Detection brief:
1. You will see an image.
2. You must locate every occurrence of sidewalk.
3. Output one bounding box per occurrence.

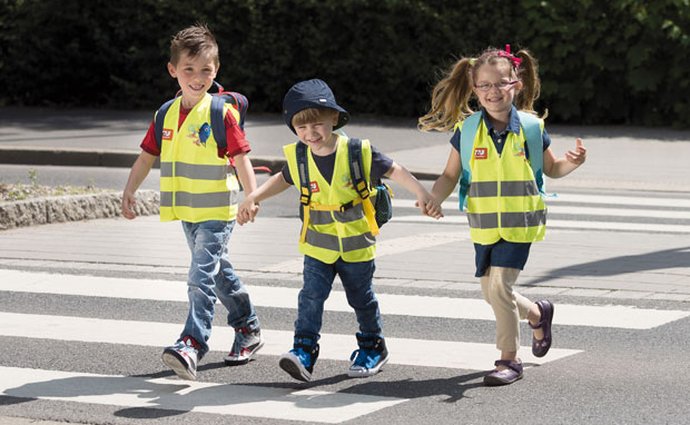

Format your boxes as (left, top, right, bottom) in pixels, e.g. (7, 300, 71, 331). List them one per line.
(1, 107, 690, 302)
(2, 106, 690, 192)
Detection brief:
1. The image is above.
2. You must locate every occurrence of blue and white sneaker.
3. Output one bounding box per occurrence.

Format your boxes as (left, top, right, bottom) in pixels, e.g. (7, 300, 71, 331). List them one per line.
(161, 335, 199, 380)
(348, 333, 389, 378)
(279, 336, 320, 382)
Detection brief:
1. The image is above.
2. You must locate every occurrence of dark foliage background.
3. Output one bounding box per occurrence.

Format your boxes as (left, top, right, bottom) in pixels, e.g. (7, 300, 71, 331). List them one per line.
(1, 0, 688, 126)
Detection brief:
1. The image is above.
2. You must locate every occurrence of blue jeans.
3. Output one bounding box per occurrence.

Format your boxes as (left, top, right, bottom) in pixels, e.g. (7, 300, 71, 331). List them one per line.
(295, 256, 382, 342)
(180, 220, 259, 357)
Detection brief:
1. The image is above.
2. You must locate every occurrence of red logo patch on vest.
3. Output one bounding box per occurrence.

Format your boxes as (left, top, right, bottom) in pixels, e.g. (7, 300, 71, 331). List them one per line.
(474, 147, 488, 159)
(162, 129, 173, 141)
(309, 181, 320, 193)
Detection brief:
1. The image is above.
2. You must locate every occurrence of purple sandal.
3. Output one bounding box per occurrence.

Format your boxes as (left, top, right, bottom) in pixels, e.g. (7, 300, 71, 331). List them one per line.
(529, 299, 554, 358)
(483, 360, 523, 386)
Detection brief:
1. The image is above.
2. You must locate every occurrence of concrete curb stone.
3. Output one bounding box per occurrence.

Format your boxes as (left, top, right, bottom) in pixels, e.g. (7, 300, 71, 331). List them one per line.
(0, 190, 159, 230)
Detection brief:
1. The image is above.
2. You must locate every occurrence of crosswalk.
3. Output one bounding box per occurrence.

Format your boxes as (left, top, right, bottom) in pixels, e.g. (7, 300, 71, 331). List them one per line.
(1, 268, 689, 423)
(390, 190, 690, 234)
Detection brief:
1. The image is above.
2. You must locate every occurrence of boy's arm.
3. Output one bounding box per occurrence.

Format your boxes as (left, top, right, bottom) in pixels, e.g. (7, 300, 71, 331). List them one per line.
(122, 151, 156, 220)
(431, 147, 461, 203)
(543, 138, 586, 178)
(237, 172, 292, 225)
(234, 152, 257, 195)
(385, 162, 443, 219)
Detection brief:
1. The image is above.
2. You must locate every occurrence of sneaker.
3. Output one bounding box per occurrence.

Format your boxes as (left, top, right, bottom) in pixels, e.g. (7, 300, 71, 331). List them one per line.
(279, 336, 320, 382)
(224, 327, 265, 366)
(161, 336, 199, 380)
(348, 333, 389, 378)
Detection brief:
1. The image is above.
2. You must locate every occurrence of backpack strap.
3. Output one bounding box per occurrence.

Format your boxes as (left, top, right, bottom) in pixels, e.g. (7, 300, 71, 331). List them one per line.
(154, 98, 176, 150)
(517, 111, 545, 194)
(210, 95, 227, 149)
(347, 138, 380, 236)
(458, 111, 482, 210)
(209, 81, 249, 150)
(295, 142, 312, 242)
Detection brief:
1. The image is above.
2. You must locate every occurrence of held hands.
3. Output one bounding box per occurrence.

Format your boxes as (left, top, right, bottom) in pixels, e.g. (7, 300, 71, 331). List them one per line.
(565, 138, 587, 166)
(415, 193, 444, 219)
(237, 197, 260, 225)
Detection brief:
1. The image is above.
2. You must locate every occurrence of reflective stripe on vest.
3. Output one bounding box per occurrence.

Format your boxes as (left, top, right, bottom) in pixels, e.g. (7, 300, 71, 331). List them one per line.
(158, 95, 239, 222)
(466, 121, 546, 244)
(284, 136, 376, 264)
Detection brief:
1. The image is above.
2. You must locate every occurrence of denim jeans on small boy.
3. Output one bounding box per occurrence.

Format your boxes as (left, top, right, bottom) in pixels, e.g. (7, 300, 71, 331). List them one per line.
(180, 220, 260, 357)
(295, 256, 382, 340)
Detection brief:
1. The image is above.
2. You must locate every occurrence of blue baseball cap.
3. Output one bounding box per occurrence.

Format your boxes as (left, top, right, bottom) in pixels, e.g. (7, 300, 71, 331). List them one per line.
(283, 79, 350, 134)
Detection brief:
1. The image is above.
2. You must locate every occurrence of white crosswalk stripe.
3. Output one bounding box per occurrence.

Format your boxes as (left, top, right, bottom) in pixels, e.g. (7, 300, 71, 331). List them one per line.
(1, 269, 688, 422)
(390, 191, 690, 234)
(0, 366, 405, 423)
(3, 270, 688, 329)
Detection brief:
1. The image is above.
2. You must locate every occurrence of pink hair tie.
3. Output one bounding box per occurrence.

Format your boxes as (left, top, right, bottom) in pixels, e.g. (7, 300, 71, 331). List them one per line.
(497, 44, 522, 69)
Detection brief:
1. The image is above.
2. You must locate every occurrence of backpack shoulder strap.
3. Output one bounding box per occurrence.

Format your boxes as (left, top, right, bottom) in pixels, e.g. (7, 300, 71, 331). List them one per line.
(457, 111, 482, 210)
(516, 111, 545, 193)
(347, 138, 371, 200)
(295, 142, 311, 206)
(210, 95, 227, 150)
(154, 98, 176, 150)
(347, 137, 380, 235)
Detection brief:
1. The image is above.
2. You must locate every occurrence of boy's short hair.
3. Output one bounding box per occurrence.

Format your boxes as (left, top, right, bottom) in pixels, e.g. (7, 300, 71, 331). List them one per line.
(291, 108, 339, 129)
(170, 24, 219, 67)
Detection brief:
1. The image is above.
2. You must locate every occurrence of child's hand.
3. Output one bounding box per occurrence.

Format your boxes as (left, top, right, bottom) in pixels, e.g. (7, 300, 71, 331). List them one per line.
(238, 198, 259, 225)
(565, 138, 587, 165)
(424, 198, 444, 219)
(415, 194, 444, 219)
(121, 191, 137, 220)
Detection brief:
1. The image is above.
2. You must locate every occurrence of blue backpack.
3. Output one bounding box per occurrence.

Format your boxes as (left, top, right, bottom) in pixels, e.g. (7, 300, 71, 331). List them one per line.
(458, 111, 544, 210)
(153, 81, 249, 150)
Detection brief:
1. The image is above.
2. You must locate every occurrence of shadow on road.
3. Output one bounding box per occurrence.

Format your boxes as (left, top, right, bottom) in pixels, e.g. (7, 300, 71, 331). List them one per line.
(525, 246, 690, 286)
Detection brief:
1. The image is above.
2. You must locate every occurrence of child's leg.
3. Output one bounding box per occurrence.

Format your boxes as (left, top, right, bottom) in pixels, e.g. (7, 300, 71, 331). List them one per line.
(481, 266, 546, 356)
(337, 258, 388, 377)
(213, 221, 260, 332)
(179, 220, 235, 357)
(336, 258, 381, 337)
(294, 256, 337, 339)
(279, 256, 335, 382)
(480, 266, 525, 355)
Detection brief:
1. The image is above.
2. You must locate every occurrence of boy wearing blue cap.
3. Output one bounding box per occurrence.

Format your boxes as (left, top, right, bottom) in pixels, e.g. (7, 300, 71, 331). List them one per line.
(238, 79, 442, 382)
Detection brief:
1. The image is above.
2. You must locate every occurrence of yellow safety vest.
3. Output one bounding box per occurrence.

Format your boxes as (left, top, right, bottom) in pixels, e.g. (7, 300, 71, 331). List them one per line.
(284, 135, 376, 264)
(465, 119, 547, 244)
(158, 94, 240, 222)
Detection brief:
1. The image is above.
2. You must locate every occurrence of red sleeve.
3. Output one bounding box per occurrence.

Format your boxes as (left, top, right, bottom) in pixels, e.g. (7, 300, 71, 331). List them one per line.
(140, 120, 161, 156)
(221, 109, 251, 159)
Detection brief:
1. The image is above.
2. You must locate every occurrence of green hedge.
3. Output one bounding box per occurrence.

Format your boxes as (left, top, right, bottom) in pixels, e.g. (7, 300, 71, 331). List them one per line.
(1, 0, 688, 126)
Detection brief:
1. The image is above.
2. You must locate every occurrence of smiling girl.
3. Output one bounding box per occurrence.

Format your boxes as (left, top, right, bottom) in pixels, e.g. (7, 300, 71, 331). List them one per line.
(419, 45, 587, 386)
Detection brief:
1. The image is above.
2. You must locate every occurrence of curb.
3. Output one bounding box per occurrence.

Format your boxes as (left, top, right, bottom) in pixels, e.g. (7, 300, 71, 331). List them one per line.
(0, 190, 159, 230)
